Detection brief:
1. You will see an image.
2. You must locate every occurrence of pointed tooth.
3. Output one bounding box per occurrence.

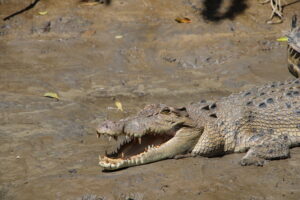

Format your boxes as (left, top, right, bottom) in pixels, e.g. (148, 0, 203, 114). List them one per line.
(116, 162, 121, 168)
(122, 152, 124, 158)
(108, 136, 112, 141)
(134, 158, 141, 164)
(138, 137, 142, 144)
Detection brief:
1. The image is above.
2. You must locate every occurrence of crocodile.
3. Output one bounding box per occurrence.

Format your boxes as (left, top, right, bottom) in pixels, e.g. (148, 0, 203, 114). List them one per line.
(97, 79, 300, 170)
(96, 17, 300, 171)
(287, 15, 300, 78)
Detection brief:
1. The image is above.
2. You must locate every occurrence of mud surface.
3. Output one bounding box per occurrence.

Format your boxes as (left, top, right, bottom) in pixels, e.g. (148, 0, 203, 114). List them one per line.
(1, 0, 300, 199)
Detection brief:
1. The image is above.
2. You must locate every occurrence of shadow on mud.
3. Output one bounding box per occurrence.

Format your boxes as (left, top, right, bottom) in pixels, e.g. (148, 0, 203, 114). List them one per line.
(201, 0, 248, 22)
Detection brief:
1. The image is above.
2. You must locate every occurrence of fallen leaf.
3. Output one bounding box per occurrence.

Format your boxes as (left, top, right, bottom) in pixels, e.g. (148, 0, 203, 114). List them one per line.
(276, 36, 288, 42)
(115, 35, 123, 39)
(175, 17, 191, 23)
(81, 30, 96, 37)
(81, 2, 99, 6)
(44, 92, 59, 100)
(38, 11, 48, 15)
(115, 100, 123, 111)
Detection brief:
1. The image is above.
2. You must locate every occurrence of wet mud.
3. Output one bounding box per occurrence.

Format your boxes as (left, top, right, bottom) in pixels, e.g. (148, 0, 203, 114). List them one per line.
(0, 0, 300, 199)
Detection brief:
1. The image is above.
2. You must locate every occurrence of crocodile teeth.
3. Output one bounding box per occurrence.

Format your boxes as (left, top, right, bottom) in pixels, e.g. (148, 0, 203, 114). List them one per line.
(134, 158, 139, 164)
(138, 137, 142, 144)
(110, 163, 116, 168)
(108, 136, 112, 141)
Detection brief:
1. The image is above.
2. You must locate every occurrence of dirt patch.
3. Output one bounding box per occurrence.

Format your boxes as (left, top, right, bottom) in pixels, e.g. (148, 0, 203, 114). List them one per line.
(0, 0, 300, 199)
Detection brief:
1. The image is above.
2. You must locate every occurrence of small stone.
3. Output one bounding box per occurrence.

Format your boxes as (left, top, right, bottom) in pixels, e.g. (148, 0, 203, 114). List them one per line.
(68, 169, 77, 174)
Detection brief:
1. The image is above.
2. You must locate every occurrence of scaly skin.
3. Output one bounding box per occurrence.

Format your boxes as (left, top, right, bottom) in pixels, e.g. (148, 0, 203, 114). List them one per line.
(97, 79, 300, 170)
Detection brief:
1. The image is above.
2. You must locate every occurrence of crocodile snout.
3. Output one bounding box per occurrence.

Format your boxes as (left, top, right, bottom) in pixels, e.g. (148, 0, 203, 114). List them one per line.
(96, 120, 124, 136)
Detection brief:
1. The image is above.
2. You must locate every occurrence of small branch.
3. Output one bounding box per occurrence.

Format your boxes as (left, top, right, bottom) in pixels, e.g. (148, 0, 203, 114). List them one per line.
(3, 0, 41, 21)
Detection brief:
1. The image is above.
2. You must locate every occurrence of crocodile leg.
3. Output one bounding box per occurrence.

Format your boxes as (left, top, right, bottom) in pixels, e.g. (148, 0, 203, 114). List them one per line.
(240, 134, 291, 166)
(191, 124, 225, 157)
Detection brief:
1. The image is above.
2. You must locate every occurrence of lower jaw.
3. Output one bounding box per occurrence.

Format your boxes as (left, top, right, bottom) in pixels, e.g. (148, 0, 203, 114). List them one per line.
(99, 157, 145, 170)
(99, 147, 168, 170)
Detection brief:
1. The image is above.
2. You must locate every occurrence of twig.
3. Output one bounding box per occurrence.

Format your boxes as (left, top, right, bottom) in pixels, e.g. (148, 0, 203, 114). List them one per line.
(3, 0, 41, 21)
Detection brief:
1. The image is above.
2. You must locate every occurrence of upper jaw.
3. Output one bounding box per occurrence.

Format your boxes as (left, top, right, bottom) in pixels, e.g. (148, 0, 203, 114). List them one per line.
(96, 120, 125, 138)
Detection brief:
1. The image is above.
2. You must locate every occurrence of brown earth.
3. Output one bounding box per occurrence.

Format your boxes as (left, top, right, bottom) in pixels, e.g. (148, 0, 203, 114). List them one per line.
(0, 0, 300, 199)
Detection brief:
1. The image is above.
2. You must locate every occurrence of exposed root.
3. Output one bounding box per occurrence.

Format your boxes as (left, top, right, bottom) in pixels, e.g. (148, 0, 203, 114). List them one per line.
(259, 0, 284, 24)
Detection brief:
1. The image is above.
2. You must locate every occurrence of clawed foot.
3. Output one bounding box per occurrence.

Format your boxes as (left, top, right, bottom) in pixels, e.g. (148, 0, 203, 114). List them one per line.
(240, 157, 267, 166)
(240, 148, 267, 166)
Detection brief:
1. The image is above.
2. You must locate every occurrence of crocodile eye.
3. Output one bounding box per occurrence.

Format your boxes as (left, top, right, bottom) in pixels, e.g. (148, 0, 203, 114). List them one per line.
(160, 107, 171, 114)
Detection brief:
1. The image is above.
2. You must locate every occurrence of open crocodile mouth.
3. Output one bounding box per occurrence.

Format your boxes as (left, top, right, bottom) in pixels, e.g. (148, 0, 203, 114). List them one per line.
(97, 131, 176, 169)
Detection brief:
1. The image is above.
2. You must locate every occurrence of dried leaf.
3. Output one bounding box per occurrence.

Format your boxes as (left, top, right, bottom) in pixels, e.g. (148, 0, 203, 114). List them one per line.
(81, 2, 99, 6)
(81, 30, 96, 37)
(115, 100, 123, 111)
(115, 35, 123, 39)
(175, 17, 191, 23)
(44, 92, 59, 100)
(38, 11, 48, 15)
(276, 36, 288, 42)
